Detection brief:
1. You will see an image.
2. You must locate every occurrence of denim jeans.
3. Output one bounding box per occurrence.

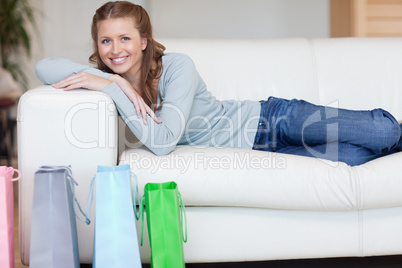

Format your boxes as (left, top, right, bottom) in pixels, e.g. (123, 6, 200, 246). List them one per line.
(252, 97, 402, 166)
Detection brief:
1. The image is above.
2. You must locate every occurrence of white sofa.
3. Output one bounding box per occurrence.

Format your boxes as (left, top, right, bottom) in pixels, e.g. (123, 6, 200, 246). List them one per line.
(18, 38, 402, 265)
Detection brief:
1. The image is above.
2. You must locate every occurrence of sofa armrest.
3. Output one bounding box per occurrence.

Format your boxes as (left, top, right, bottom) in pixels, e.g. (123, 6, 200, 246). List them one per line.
(17, 85, 118, 264)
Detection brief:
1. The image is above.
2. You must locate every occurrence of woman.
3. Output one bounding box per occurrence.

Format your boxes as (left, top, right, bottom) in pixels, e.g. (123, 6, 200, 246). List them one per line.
(35, 1, 402, 166)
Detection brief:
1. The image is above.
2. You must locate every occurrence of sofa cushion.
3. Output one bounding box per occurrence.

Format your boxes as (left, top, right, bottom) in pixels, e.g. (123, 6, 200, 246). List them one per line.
(120, 146, 402, 211)
(160, 38, 319, 104)
(312, 38, 402, 119)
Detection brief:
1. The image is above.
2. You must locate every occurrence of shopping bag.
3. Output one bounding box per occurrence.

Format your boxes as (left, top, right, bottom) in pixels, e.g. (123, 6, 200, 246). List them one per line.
(0, 166, 21, 268)
(141, 181, 187, 268)
(29, 165, 89, 268)
(90, 164, 142, 268)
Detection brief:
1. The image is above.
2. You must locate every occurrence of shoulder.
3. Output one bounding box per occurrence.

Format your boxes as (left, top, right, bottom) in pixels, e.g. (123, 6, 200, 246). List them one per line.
(158, 53, 202, 96)
(160, 53, 198, 82)
(162, 53, 196, 69)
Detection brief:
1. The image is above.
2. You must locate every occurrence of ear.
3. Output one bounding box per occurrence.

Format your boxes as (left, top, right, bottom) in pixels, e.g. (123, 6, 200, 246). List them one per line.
(141, 38, 147, 51)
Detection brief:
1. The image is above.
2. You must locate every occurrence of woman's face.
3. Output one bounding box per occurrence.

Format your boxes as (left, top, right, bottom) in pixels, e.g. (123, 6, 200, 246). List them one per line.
(97, 17, 147, 79)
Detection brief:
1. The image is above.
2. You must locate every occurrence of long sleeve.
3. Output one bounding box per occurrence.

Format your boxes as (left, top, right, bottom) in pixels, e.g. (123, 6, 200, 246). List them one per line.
(35, 55, 199, 155)
(102, 54, 199, 155)
(35, 58, 112, 85)
(35, 55, 260, 153)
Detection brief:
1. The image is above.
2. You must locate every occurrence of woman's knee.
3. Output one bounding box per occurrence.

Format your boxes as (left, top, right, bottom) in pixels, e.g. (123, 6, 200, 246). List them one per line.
(371, 109, 401, 152)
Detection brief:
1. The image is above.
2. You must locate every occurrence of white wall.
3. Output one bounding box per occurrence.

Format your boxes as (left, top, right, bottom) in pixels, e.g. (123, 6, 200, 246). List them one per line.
(27, 0, 329, 89)
(149, 0, 330, 39)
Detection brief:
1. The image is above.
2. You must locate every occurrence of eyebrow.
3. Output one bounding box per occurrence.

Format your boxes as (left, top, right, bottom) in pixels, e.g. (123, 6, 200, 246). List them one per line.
(99, 33, 131, 39)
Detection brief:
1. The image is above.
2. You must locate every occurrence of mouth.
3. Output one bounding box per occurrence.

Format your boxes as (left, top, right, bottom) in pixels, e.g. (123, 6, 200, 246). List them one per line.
(110, 56, 128, 64)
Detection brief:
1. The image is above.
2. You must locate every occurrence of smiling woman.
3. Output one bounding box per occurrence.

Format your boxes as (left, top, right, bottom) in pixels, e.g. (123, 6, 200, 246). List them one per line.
(35, 1, 402, 166)
(97, 17, 147, 79)
(89, 1, 164, 111)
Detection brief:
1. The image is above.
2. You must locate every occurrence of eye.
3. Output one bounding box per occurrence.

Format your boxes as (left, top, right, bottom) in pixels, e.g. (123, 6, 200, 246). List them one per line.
(101, 39, 111, 44)
(122, 37, 130, 41)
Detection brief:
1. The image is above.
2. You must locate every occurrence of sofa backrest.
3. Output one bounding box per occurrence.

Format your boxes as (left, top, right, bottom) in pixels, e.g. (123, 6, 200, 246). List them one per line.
(160, 38, 402, 119)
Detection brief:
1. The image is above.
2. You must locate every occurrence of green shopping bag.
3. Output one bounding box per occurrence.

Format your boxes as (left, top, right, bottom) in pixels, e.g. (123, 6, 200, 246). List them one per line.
(140, 181, 187, 268)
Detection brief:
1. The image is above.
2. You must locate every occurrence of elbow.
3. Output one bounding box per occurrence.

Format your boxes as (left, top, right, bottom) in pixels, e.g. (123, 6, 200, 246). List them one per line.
(35, 57, 70, 85)
(35, 58, 50, 84)
(149, 146, 176, 156)
(35, 58, 62, 85)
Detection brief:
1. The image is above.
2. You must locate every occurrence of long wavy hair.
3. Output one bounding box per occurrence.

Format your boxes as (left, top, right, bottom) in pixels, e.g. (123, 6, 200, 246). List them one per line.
(89, 1, 165, 110)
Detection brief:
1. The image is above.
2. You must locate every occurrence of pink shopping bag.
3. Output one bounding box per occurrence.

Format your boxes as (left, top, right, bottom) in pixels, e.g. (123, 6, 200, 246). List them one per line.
(0, 166, 21, 268)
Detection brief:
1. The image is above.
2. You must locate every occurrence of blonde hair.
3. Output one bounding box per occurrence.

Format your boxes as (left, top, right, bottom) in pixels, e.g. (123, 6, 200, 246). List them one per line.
(89, 1, 165, 109)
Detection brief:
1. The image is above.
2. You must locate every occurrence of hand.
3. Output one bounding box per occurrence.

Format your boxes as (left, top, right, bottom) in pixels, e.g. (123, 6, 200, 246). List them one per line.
(109, 75, 161, 125)
(52, 72, 112, 91)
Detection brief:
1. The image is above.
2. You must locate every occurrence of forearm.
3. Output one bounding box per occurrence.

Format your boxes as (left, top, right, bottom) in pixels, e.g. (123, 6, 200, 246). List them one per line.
(35, 58, 112, 85)
(108, 74, 138, 100)
(102, 83, 183, 155)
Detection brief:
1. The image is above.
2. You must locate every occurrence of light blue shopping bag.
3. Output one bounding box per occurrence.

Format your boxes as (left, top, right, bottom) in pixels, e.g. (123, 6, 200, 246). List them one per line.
(88, 164, 142, 267)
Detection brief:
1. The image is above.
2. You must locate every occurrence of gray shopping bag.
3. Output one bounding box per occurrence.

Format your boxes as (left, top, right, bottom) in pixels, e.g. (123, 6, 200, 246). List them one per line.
(29, 166, 89, 268)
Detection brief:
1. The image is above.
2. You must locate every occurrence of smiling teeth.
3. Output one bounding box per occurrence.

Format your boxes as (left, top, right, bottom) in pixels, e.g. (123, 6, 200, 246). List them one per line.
(112, 56, 128, 62)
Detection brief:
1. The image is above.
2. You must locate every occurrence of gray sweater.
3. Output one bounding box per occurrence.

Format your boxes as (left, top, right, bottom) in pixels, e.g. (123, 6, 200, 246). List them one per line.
(35, 53, 261, 155)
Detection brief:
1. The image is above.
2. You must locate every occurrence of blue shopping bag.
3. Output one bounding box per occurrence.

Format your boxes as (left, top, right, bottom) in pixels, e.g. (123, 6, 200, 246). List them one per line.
(89, 164, 142, 267)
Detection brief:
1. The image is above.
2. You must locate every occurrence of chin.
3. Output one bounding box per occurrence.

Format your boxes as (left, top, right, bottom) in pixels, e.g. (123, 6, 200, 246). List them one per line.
(109, 66, 128, 75)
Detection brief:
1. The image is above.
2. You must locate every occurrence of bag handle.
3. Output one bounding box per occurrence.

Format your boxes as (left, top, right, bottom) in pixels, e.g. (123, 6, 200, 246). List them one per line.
(83, 171, 140, 226)
(178, 192, 188, 243)
(84, 176, 96, 225)
(139, 191, 188, 246)
(37, 166, 91, 225)
(131, 172, 141, 221)
(7, 167, 21, 182)
(140, 195, 146, 246)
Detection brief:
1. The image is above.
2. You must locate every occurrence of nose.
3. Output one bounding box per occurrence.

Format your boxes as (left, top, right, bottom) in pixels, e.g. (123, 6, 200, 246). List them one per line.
(112, 42, 122, 54)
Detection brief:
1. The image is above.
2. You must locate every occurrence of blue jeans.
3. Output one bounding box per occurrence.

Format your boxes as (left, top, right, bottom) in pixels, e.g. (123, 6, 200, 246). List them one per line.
(252, 97, 402, 166)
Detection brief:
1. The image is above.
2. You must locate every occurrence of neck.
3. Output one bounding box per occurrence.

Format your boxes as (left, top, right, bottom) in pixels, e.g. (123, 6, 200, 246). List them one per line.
(122, 71, 142, 94)
(122, 59, 158, 95)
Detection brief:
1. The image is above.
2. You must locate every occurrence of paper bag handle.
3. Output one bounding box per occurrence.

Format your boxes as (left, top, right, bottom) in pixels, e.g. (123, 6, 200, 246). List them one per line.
(8, 167, 21, 182)
(140, 191, 188, 246)
(140, 195, 146, 246)
(131, 172, 141, 221)
(178, 192, 188, 243)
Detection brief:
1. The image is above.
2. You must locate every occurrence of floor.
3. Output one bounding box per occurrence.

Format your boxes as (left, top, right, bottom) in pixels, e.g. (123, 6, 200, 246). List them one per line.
(82, 256, 402, 267)
(5, 157, 402, 268)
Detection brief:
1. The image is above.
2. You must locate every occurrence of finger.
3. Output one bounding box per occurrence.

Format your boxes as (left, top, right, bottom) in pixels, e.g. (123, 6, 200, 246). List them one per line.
(146, 107, 162, 124)
(131, 97, 142, 119)
(53, 74, 79, 86)
(61, 80, 84, 90)
(54, 75, 81, 88)
(63, 85, 81, 91)
(139, 102, 148, 125)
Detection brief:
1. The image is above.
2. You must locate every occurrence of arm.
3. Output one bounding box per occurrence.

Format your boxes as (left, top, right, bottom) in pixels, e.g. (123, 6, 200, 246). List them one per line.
(35, 57, 159, 124)
(35, 58, 112, 85)
(102, 54, 199, 155)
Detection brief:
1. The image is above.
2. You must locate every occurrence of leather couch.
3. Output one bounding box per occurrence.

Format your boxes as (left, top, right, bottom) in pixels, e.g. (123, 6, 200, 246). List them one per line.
(18, 38, 402, 265)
